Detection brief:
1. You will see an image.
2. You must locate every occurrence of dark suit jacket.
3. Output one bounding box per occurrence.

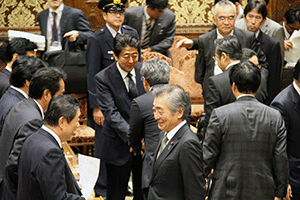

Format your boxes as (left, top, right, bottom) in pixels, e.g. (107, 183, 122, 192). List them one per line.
(0, 68, 11, 98)
(37, 5, 93, 51)
(204, 96, 288, 199)
(257, 30, 282, 105)
(86, 24, 139, 109)
(191, 28, 268, 100)
(124, 6, 176, 57)
(271, 84, 300, 195)
(17, 127, 83, 200)
(0, 87, 26, 136)
(0, 98, 43, 199)
(129, 85, 162, 189)
(94, 62, 145, 165)
(148, 123, 206, 200)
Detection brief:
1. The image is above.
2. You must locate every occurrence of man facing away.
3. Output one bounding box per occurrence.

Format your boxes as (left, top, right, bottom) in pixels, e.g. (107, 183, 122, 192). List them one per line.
(0, 67, 66, 199)
(148, 84, 206, 200)
(203, 61, 288, 199)
(123, 0, 176, 57)
(129, 57, 170, 199)
(17, 95, 90, 200)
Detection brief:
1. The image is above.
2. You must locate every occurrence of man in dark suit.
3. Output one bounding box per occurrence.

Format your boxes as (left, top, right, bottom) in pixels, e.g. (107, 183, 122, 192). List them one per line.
(203, 61, 288, 200)
(123, 0, 176, 57)
(0, 68, 66, 199)
(17, 95, 85, 200)
(148, 84, 205, 200)
(86, 0, 139, 197)
(0, 56, 46, 136)
(95, 34, 145, 200)
(243, 0, 282, 105)
(271, 59, 300, 200)
(37, 0, 93, 52)
(129, 57, 170, 198)
(177, 0, 268, 100)
(0, 38, 37, 98)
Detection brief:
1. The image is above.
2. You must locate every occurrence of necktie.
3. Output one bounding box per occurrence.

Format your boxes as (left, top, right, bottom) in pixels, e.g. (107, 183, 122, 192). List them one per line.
(127, 73, 138, 100)
(142, 18, 153, 49)
(52, 12, 58, 43)
(157, 135, 168, 158)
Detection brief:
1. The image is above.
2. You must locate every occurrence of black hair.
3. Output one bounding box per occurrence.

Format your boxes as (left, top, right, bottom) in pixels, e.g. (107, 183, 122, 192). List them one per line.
(241, 48, 257, 62)
(0, 38, 9, 64)
(146, 0, 168, 10)
(247, 0, 269, 5)
(29, 67, 67, 99)
(113, 34, 140, 58)
(215, 35, 243, 60)
(244, 0, 267, 19)
(284, 7, 300, 24)
(44, 95, 80, 126)
(229, 60, 261, 93)
(10, 56, 47, 87)
(6, 37, 37, 62)
(293, 59, 300, 80)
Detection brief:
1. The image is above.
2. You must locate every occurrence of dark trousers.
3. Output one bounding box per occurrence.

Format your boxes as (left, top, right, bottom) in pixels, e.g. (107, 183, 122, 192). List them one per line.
(292, 194, 300, 200)
(132, 154, 143, 200)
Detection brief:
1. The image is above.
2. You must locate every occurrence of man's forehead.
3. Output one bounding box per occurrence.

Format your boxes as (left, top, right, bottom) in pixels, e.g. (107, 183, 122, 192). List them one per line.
(216, 5, 236, 16)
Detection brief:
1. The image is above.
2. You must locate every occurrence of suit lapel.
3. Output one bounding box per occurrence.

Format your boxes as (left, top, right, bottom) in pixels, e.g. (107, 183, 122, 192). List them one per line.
(104, 25, 114, 50)
(60, 6, 70, 40)
(150, 17, 162, 45)
(40, 9, 49, 36)
(135, 6, 144, 36)
(291, 86, 300, 115)
(135, 63, 145, 96)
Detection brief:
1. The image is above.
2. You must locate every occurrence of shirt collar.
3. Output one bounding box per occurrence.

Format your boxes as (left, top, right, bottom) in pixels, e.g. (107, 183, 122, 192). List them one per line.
(49, 3, 64, 15)
(226, 61, 240, 71)
(106, 23, 122, 38)
(165, 120, 187, 142)
(5, 66, 12, 72)
(33, 99, 45, 119)
(144, 6, 151, 20)
(116, 62, 136, 80)
(42, 125, 62, 148)
(293, 80, 300, 96)
(10, 85, 28, 98)
(236, 94, 255, 99)
(282, 21, 290, 40)
(217, 29, 234, 39)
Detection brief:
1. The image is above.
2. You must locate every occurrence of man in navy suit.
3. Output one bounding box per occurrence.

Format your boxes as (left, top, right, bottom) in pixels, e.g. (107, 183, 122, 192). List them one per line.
(0, 68, 66, 199)
(37, 0, 93, 52)
(243, 0, 282, 105)
(17, 95, 85, 200)
(271, 59, 300, 200)
(0, 56, 46, 135)
(95, 34, 145, 200)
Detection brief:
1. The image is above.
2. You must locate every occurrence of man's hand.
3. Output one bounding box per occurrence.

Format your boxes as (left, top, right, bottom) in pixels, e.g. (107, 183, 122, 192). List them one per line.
(141, 47, 152, 53)
(285, 184, 292, 200)
(94, 108, 105, 126)
(176, 39, 193, 49)
(284, 40, 293, 51)
(64, 30, 79, 42)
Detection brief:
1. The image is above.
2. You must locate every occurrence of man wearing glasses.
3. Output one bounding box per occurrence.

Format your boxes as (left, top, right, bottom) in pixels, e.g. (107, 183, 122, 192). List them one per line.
(123, 0, 176, 57)
(86, 0, 139, 198)
(177, 0, 268, 103)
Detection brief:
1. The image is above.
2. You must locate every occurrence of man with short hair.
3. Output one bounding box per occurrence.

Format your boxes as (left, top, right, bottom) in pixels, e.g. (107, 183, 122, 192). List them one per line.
(177, 0, 268, 101)
(203, 61, 288, 199)
(129, 57, 170, 198)
(148, 84, 206, 200)
(124, 0, 176, 57)
(282, 7, 300, 51)
(271, 59, 300, 200)
(0, 67, 66, 199)
(17, 95, 85, 200)
(95, 34, 145, 200)
(0, 37, 37, 98)
(243, 0, 282, 105)
(37, 0, 93, 52)
(0, 56, 46, 135)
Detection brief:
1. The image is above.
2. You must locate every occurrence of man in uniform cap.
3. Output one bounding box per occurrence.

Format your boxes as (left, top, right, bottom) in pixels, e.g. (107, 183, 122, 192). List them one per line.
(86, 0, 139, 198)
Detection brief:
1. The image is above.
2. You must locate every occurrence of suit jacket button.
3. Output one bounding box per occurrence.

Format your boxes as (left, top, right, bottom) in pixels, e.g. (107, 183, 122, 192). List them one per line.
(111, 57, 114, 60)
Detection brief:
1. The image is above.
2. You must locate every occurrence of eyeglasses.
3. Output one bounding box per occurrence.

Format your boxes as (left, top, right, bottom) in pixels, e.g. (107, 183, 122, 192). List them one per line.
(217, 16, 235, 22)
(107, 10, 125, 16)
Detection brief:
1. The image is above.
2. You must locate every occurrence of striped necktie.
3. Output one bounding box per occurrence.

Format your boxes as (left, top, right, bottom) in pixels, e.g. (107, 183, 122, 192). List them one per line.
(142, 18, 153, 49)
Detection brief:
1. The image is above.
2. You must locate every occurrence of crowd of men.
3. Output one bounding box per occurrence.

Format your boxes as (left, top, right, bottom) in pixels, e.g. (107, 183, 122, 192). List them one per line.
(0, 0, 300, 199)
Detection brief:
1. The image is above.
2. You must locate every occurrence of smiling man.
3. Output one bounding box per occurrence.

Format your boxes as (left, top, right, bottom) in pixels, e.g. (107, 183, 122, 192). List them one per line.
(94, 34, 145, 200)
(123, 0, 176, 57)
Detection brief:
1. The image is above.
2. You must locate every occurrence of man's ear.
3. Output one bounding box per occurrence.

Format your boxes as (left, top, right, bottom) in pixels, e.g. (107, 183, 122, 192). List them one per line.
(177, 109, 184, 119)
(212, 15, 217, 26)
(12, 53, 19, 62)
(113, 52, 118, 62)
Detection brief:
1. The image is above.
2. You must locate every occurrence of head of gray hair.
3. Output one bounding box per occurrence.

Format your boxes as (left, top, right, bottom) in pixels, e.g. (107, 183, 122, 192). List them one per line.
(140, 57, 170, 87)
(214, 0, 237, 16)
(153, 84, 190, 120)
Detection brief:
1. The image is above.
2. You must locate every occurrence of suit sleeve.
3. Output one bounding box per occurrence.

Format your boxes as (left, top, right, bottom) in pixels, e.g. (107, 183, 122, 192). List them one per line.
(6, 119, 42, 184)
(73, 10, 93, 45)
(194, 38, 205, 85)
(86, 35, 103, 108)
(273, 116, 289, 198)
(129, 99, 143, 150)
(36, 149, 84, 200)
(272, 26, 285, 63)
(95, 74, 129, 144)
(150, 13, 176, 54)
(203, 109, 222, 176)
(271, 100, 289, 133)
(179, 138, 206, 200)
